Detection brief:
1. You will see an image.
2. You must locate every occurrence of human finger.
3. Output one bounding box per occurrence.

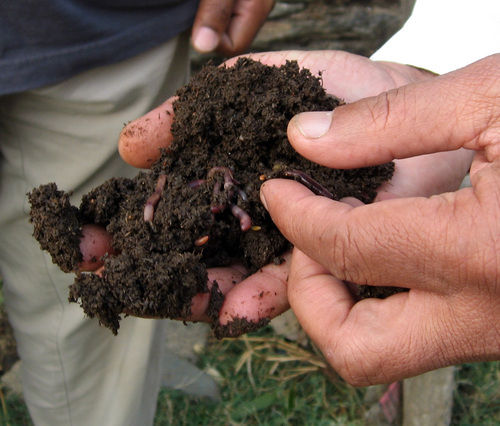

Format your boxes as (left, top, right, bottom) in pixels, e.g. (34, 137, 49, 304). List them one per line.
(187, 264, 247, 322)
(78, 224, 115, 271)
(191, 0, 234, 53)
(260, 178, 476, 292)
(217, 252, 290, 326)
(286, 248, 354, 337)
(216, 0, 274, 56)
(376, 149, 474, 200)
(286, 55, 500, 169)
(287, 249, 474, 385)
(172, 254, 290, 336)
(118, 98, 176, 168)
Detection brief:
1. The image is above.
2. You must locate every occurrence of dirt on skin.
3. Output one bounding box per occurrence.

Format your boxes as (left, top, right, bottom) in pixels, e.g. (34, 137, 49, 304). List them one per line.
(28, 58, 396, 337)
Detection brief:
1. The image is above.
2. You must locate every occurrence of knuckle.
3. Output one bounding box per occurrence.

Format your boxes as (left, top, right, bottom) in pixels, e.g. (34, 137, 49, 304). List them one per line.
(367, 91, 391, 131)
(462, 231, 500, 295)
(368, 87, 410, 133)
(326, 213, 388, 284)
(452, 55, 500, 149)
(290, 196, 317, 239)
(325, 221, 359, 281)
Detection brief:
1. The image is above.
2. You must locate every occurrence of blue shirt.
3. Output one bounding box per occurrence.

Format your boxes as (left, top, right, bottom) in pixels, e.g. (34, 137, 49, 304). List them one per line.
(0, 0, 198, 95)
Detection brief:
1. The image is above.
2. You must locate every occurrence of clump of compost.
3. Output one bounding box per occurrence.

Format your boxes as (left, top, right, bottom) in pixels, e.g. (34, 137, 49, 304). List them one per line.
(28, 58, 395, 336)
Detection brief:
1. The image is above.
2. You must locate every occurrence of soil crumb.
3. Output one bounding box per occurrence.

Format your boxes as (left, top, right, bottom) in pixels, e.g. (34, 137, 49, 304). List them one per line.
(29, 58, 395, 336)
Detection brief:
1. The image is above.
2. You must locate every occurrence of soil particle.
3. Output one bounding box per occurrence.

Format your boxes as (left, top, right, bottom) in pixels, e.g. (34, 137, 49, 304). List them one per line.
(213, 317, 271, 340)
(29, 58, 395, 336)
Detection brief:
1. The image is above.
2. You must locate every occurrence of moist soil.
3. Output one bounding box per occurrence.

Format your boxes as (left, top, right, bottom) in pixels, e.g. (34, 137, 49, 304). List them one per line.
(28, 58, 396, 337)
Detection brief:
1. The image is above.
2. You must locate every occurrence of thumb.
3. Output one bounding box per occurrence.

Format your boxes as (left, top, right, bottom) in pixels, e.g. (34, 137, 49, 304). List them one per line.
(287, 54, 500, 169)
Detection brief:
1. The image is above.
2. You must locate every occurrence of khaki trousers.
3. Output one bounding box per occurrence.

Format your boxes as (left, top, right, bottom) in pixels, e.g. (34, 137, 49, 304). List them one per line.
(0, 35, 190, 425)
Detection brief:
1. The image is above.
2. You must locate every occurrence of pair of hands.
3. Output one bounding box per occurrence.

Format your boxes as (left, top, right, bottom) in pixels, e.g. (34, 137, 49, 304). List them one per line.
(84, 51, 499, 385)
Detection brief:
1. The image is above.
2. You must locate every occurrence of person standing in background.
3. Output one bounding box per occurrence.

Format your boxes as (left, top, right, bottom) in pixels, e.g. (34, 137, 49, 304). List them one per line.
(0, 1, 273, 424)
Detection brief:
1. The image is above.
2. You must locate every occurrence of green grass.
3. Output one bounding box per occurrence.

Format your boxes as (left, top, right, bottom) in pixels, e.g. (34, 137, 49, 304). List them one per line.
(452, 361, 500, 425)
(154, 329, 366, 426)
(152, 330, 500, 426)
(0, 389, 32, 426)
(1, 278, 499, 426)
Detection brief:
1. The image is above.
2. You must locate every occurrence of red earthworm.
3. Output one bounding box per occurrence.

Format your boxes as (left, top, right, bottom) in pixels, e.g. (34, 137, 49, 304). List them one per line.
(144, 174, 167, 222)
(231, 204, 252, 231)
(282, 169, 334, 199)
(188, 179, 206, 189)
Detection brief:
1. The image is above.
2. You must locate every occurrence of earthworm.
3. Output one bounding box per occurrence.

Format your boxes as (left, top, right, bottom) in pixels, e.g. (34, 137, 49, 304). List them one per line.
(188, 179, 206, 189)
(210, 178, 226, 214)
(208, 166, 234, 187)
(282, 169, 334, 199)
(231, 204, 252, 231)
(144, 174, 167, 222)
(208, 166, 247, 211)
(206, 166, 252, 231)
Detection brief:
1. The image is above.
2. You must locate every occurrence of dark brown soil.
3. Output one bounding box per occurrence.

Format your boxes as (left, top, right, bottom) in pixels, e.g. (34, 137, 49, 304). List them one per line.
(28, 58, 395, 336)
(0, 307, 18, 376)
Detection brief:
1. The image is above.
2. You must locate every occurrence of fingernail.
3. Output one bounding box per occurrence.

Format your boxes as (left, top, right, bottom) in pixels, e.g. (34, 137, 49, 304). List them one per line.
(259, 186, 269, 210)
(294, 111, 333, 139)
(193, 26, 220, 53)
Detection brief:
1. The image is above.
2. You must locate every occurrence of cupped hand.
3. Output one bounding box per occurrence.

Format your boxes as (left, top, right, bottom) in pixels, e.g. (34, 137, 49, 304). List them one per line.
(104, 50, 475, 334)
(77, 224, 289, 329)
(191, 0, 274, 56)
(260, 54, 500, 384)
